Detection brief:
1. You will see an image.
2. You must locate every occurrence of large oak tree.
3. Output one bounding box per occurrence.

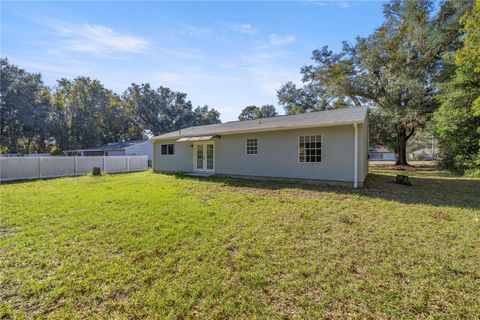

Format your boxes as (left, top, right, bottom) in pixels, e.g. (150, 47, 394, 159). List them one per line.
(434, 1, 480, 174)
(278, 0, 469, 165)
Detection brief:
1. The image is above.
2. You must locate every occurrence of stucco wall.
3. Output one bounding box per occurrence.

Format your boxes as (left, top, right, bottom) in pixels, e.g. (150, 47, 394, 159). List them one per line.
(214, 126, 355, 182)
(153, 139, 193, 172)
(153, 124, 368, 183)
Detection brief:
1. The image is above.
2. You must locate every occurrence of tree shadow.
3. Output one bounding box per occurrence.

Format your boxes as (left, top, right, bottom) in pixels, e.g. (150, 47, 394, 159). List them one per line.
(173, 172, 480, 209)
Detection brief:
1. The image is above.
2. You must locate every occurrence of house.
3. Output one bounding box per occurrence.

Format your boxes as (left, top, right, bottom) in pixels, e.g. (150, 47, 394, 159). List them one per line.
(0, 153, 52, 157)
(64, 140, 153, 162)
(151, 107, 369, 188)
(369, 145, 396, 161)
(409, 147, 439, 161)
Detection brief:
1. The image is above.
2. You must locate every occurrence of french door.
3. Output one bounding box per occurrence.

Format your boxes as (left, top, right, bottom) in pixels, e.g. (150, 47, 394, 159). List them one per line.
(193, 142, 215, 172)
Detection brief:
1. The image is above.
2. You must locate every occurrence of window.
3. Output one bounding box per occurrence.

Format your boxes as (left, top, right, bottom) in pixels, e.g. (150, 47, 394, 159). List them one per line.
(161, 144, 175, 155)
(246, 139, 258, 154)
(206, 144, 214, 169)
(299, 135, 321, 163)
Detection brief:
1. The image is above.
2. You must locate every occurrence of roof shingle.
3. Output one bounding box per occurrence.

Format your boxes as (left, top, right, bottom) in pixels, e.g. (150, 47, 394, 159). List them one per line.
(75, 140, 149, 152)
(152, 107, 368, 140)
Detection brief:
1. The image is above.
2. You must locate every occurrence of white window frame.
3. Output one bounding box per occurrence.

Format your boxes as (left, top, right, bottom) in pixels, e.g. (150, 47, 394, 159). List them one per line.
(298, 135, 322, 163)
(192, 142, 215, 172)
(245, 138, 258, 155)
(160, 143, 175, 155)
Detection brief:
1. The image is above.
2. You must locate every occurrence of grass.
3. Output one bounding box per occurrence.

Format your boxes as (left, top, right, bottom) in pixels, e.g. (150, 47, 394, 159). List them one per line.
(1, 168, 479, 319)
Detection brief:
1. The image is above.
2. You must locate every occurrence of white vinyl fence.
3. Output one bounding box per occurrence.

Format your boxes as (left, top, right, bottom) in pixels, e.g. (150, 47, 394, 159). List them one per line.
(0, 156, 148, 182)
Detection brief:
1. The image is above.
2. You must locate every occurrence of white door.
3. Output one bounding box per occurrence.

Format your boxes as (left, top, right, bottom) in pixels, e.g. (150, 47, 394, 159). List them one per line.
(193, 142, 215, 172)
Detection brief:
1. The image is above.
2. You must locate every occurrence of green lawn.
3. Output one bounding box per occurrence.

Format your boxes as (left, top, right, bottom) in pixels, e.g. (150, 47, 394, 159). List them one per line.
(1, 169, 479, 318)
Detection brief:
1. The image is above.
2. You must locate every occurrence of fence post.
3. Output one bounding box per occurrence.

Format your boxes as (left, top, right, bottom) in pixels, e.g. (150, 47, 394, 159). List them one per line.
(127, 156, 130, 172)
(103, 156, 107, 173)
(74, 156, 77, 176)
(38, 158, 41, 179)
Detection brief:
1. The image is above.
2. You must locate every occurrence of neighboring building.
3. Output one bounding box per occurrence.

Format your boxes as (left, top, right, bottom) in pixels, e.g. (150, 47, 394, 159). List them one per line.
(64, 140, 152, 162)
(0, 153, 52, 157)
(409, 147, 439, 161)
(151, 107, 369, 188)
(369, 145, 396, 161)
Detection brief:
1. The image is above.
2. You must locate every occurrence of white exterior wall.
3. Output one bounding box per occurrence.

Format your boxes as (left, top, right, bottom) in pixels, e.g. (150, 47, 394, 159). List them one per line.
(153, 124, 369, 185)
(214, 126, 355, 182)
(126, 141, 153, 161)
(153, 140, 193, 172)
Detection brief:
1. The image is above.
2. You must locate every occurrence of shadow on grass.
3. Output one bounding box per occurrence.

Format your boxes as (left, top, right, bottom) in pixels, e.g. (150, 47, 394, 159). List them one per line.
(173, 172, 480, 209)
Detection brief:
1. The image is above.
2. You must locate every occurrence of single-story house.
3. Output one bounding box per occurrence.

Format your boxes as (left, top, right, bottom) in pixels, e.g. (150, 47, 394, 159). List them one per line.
(409, 147, 439, 161)
(369, 145, 396, 161)
(151, 107, 369, 188)
(64, 140, 152, 162)
(0, 153, 52, 157)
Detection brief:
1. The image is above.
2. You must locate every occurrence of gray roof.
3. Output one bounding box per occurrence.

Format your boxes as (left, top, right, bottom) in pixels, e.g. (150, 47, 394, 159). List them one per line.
(411, 147, 439, 155)
(68, 140, 149, 152)
(152, 107, 368, 140)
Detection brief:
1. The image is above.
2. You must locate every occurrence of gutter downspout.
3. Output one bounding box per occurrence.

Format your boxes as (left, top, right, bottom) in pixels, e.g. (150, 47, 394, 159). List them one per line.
(353, 123, 358, 189)
(151, 140, 155, 172)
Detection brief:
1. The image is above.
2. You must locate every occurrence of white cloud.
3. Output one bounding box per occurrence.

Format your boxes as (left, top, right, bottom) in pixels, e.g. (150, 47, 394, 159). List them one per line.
(155, 72, 187, 86)
(242, 53, 277, 63)
(269, 34, 296, 46)
(302, 0, 328, 6)
(232, 23, 257, 34)
(179, 25, 212, 37)
(10, 60, 94, 77)
(154, 69, 240, 88)
(155, 47, 205, 60)
(53, 23, 149, 55)
(247, 63, 301, 96)
(253, 33, 295, 50)
(302, 0, 351, 8)
(242, 52, 292, 63)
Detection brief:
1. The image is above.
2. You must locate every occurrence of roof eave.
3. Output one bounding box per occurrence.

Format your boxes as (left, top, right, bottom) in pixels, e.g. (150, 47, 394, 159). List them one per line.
(150, 120, 365, 141)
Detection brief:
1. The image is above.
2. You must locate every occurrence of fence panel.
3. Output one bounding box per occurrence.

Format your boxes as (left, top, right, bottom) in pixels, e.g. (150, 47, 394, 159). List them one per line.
(0, 155, 148, 182)
(128, 155, 148, 171)
(39, 157, 75, 178)
(105, 156, 128, 173)
(0, 157, 40, 181)
(75, 157, 105, 175)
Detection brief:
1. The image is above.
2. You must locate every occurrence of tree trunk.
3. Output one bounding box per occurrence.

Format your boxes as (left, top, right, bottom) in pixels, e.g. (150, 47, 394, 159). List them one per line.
(394, 124, 416, 166)
(26, 137, 32, 153)
(37, 133, 46, 153)
(395, 126, 409, 166)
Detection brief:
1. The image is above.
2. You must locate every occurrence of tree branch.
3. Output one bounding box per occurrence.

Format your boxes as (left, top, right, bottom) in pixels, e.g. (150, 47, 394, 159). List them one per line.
(406, 126, 415, 140)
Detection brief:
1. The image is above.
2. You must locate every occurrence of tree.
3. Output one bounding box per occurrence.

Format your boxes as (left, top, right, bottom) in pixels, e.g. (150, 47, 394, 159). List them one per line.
(278, 0, 469, 165)
(1, 60, 221, 153)
(193, 105, 221, 126)
(238, 105, 260, 120)
(434, 1, 480, 175)
(0, 58, 51, 153)
(51, 77, 113, 150)
(238, 104, 278, 120)
(259, 104, 278, 118)
(277, 82, 329, 114)
(49, 77, 141, 152)
(98, 93, 142, 143)
(124, 83, 221, 136)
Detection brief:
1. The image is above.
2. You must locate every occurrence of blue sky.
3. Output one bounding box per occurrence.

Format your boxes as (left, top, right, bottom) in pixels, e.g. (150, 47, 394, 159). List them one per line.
(1, 1, 386, 121)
